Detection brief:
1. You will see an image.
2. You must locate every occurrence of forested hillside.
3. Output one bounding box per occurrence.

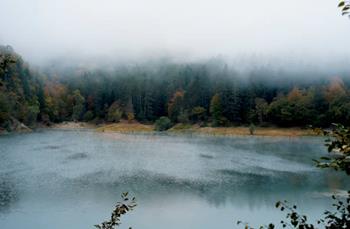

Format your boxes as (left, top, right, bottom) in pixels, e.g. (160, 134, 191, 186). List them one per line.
(1, 46, 350, 130)
(0, 45, 44, 130)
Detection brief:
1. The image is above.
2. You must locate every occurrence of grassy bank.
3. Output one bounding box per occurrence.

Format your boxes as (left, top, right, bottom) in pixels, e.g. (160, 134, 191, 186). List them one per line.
(168, 124, 315, 137)
(96, 122, 315, 137)
(96, 122, 154, 133)
(47, 121, 315, 137)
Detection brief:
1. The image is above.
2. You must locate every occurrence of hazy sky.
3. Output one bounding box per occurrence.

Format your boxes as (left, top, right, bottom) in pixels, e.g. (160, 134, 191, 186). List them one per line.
(1, 0, 350, 65)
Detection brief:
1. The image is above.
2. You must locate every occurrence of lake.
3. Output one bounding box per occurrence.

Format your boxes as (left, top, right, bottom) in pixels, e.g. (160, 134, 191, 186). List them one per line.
(0, 129, 348, 229)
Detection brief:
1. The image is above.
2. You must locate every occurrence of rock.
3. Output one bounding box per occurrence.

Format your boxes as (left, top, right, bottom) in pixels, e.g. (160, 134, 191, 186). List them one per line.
(16, 123, 31, 132)
(6, 117, 32, 133)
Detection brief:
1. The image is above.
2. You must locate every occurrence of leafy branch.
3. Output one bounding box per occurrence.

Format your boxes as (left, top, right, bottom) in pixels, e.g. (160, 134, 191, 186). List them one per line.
(321, 192, 350, 228)
(338, 1, 350, 17)
(95, 192, 137, 229)
(314, 124, 350, 175)
(237, 191, 350, 229)
(237, 200, 315, 229)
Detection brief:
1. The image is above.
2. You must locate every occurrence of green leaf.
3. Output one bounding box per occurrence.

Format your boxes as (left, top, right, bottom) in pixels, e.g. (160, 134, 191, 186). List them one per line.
(338, 1, 345, 7)
(343, 6, 350, 11)
(275, 201, 281, 208)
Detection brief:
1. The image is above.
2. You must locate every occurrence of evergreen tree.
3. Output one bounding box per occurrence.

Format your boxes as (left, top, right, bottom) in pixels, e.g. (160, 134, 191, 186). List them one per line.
(210, 93, 223, 126)
(72, 90, 85, 121)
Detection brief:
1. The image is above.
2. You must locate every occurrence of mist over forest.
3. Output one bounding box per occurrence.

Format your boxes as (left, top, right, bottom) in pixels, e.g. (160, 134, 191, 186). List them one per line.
(1, 44, 350, 132)
(3, 1, 350, 229)
(2, 0, 350, 63)
(1, 0, 350, 130)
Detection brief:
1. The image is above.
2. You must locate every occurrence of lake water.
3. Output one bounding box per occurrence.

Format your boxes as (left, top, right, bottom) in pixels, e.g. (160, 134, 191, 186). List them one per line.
(0, 129, 348, 229)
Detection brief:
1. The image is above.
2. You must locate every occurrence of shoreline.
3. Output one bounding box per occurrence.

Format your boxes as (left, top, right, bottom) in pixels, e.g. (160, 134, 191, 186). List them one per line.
(55, 121, 316, 137)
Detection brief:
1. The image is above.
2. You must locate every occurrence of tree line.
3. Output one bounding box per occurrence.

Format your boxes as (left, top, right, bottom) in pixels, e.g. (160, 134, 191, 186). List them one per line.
(1, 45, 350, 130)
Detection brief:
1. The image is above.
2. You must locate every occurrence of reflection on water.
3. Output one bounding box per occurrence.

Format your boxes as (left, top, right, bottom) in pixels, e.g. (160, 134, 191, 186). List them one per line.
(0, 130, 348, 229)
(0, 175, 18, 213)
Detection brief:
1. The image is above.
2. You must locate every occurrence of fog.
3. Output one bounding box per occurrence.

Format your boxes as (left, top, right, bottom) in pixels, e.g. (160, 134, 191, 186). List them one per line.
(1, 0, 350, 68)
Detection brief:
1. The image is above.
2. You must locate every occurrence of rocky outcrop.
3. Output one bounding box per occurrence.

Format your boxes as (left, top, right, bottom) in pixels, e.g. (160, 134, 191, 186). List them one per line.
(14, 122, 31, 132)
(1, 117, 32, 134)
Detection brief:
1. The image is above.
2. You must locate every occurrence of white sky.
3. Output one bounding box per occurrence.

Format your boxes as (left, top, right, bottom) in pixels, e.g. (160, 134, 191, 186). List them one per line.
(0, 0, 349, 65)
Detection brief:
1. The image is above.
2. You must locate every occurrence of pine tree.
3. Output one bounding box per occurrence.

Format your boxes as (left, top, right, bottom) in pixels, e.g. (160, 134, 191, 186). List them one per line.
(210, 93, 223, 126)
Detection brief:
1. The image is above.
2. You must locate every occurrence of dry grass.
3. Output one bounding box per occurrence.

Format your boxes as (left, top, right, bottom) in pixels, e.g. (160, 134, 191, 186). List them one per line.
(168, 123, 197, 131)
(54, 121, 316, 137)
(194, 127, 315, 137)
(168, 124, 315, 137)
(96, 122, 154, 133)
(50, 121, 96, 129)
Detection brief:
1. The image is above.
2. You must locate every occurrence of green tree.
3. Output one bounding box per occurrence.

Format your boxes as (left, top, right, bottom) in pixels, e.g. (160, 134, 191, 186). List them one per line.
(72, 90, 85, 121)
(125, 97, 135, 123)
(107, 101, 122, 123)
(168, 90, 185, 123)
(267, 87, 316, 127)
(0, 91, 11, 128)
(221, 85, 241, 123)
(325, 79, 350, 125)
(210, 93, 223, 126)
(154, 116, 172, 131)
(83, 111, 94, 122)
(177, 110, 190, 124)
(25, 100, 40, 126)
(254, 98, 268, 125)
(190, 106, 207, 123)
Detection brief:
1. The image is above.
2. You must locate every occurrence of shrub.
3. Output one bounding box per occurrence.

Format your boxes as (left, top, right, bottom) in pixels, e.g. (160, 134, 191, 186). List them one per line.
(107, 102, 122, 122)
(249, 123, 256, 135)
(127, 112, 135, 123)
(191, 106, 207, 123)
(83, 111, 94, 122)
(154, 116, 172, 131)
(177, 110, 190, 124)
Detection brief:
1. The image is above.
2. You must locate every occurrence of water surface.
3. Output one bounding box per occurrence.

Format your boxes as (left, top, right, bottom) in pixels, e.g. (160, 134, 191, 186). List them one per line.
(0, 130, 348, 229)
